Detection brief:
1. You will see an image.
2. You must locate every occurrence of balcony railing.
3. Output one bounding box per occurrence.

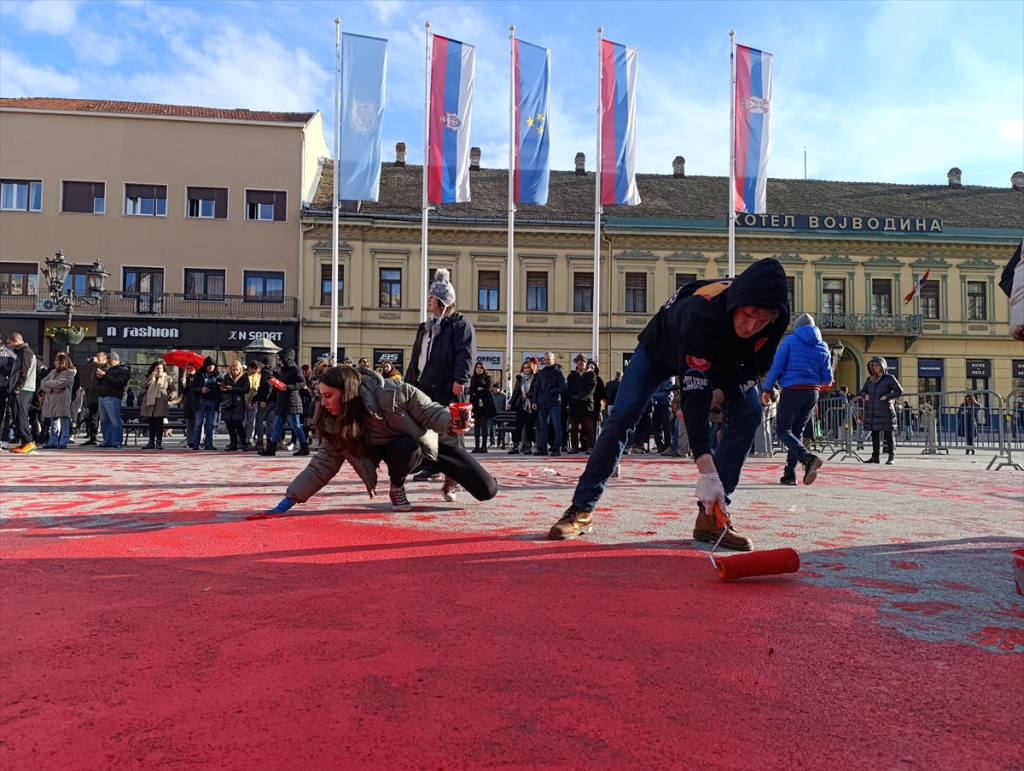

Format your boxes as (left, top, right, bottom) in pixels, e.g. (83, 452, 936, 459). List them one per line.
(0, 292, 298, 320)
(817, 313, 922, 336)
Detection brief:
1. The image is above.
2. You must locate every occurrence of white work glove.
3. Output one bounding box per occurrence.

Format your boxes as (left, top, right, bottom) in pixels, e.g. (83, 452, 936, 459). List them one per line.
(695, 471, 728, 518)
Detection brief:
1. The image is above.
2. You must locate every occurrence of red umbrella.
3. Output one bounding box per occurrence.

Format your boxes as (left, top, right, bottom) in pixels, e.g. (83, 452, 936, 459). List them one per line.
(162, 350, 206, 370)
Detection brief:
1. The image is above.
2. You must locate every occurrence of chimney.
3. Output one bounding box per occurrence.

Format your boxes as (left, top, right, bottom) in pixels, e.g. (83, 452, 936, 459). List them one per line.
(575, 152, 586, 176)
(470, 147, 481, 170)
(672, 156, 686, 179)
(395, 142, 406, 167)
(947, 167, 962, 189)
(1012, 171, 1024, 192)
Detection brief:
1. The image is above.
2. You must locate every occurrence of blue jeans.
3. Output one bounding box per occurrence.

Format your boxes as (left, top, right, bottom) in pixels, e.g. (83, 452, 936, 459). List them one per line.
(191, 400, 219, 448)
(776, 388, 819, 471)
(571, 343, 763, 511)
(98, 396, 123, 447)
(47, 417, 69, 448)
(268, 413, 307, 446)
(536, 402, 563, 452)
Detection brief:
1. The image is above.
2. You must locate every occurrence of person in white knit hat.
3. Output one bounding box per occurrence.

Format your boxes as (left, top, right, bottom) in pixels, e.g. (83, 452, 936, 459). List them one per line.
(405, 268, 477, 498)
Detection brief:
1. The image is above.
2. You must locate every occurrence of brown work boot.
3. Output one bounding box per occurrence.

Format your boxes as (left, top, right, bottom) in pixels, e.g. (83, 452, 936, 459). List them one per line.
(548, 505, 594, 540)
(692, 504, 753, 551)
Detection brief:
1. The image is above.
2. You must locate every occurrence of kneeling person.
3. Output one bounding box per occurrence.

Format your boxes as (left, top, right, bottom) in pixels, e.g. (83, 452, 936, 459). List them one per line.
(253, 365, 498, 518)
(549, 258, 790, 550)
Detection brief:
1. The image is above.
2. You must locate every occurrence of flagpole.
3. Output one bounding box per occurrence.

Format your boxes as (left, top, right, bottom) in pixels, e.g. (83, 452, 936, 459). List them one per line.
(728, 29, 736, 278)
(329, 20, 341, 364)
(421, 22, 432, 323)
(592, 27, 603, 366)
(506, 26, 516, 393)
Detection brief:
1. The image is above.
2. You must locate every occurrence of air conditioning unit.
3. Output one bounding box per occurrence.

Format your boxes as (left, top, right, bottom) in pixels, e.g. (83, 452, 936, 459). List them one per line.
(35, 297, 58, 313)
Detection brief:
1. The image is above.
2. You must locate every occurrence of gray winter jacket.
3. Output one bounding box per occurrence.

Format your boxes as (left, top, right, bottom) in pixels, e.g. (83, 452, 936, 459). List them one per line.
(859, 356, 903, 431)
(286, 369, 457, 502)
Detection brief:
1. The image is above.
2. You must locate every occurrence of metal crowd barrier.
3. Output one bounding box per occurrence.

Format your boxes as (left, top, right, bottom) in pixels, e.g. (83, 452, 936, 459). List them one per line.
(797, 389, 1021, 471)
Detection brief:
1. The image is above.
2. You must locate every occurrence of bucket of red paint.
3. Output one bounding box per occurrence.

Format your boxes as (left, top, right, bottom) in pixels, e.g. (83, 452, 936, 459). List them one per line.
(1014, 549, 1024, 595)
(449, 402, 472, 430)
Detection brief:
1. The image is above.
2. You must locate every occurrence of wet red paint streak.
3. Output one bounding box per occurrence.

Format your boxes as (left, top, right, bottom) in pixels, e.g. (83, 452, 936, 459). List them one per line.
(889, 601, 961, 616)
(849, 577, 920, 594)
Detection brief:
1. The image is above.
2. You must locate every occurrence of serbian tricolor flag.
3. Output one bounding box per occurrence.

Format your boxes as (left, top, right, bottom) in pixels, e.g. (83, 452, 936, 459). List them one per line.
(904, 269, 931, 303)
(733, 43, 772, 214)
(513, 39, 550, 205)
(600, 39, 641, 206)
(428, 35, 475, 203)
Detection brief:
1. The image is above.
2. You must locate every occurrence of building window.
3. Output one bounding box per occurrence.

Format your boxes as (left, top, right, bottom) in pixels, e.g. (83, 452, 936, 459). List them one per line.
(526, 271, 547, 311)
(675, 272, 697, 291)
(187, 187, 228, 219)
(625, 272, 647, 313)
(478, 270, 500, 311)
(62, 181, 104, 214)
(822, 278, 845, 315)
(184, 269, 226, 300)
(920, 280, 939, 320)
(379, 268, 402, 308)
(125, 184, 167, 216)
(1, 179, 42, 212)
(871, 279, 892, 316)
(786, 276, 796, 313)
(245, 190, 287, 221)
(124, 268, 165, 313)
(574, 271, 594, 313)
(320, 264, 344, 306)
(966, 280, 987, 321)
(0, 262, 38, 295)
(244, 270, 284, 302)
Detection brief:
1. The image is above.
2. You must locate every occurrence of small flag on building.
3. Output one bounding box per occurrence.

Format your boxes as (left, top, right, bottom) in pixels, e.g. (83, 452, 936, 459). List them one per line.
(904, 269, 931, 303)
(427, 35, 475, 203)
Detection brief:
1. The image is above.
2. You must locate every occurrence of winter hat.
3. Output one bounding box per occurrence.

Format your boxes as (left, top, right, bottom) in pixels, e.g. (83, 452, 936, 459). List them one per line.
(794, 313, 815, 328)
(107, 351, 121, 362)
(429, 268, 456, 307)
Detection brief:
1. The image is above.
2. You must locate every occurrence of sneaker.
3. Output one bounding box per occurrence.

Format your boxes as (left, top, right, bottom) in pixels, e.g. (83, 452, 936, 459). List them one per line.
(11, 442, 37, 454)
(413, 469, 443, 482)
(779, 468, 797, 486)
(548, 505, 594, 540)
(441, 476, 459, 502)
(692, 503, 753, 551)
(389, 484, 412, 512)
(800, 454, 823, 485)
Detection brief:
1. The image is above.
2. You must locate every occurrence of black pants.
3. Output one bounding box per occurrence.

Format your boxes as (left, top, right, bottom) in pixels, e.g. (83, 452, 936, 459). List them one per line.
(512, 409, 536, 449)
(226, 419, 246, 448)
(473, 416, 490, 449)
(374, 434, 497, 501)
(85, 399, 99, 440)
(147, 417, 164, 446)
(10, 390, 33, 445)
(871, 430, 894, 456)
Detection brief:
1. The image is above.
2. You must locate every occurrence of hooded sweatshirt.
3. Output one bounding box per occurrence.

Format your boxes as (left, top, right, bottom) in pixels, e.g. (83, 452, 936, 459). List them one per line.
(637, 258, 791, 458)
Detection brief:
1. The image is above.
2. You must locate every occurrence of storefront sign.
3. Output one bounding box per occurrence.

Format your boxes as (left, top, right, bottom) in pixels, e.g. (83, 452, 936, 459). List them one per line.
(917, 358, 944, 377)
(97, 320, 297, 349)
(966, 359, 990, 378)
(1013, 359, 1024, 379)
(475, 350, 504, 372)
(373, 348, 404, 369)
(885, 359, 899, 378)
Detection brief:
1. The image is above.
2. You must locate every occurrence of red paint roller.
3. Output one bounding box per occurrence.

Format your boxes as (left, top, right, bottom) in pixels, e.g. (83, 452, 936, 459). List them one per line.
(708, 503, 801, 581)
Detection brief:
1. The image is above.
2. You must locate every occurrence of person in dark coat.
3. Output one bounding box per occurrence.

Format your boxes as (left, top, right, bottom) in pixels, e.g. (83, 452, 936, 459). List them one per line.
(549, 258, 791, 551)
(529, 351, 567, 456)
(589, 361, 606, 439)
(95, 350, 130, 449)
(139, 360, 173, 450)
(508, 358, 538, 454)
(258, 350, 309, 457)
(566, 353, 597, 453)
(220, 361, 251, 451)
(179, 363, 200, 448)
(406, 268, 475, 484)
(188, 356, 222, 451)
(858, 355, 903, 464)
(956, 393, 980, 455)
(468, 362, 495, 453)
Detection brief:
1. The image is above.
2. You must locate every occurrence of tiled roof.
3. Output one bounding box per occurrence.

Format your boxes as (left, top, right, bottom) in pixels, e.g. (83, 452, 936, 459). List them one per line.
(310, 160, 1024, 231)
(0, 97, 315, 124)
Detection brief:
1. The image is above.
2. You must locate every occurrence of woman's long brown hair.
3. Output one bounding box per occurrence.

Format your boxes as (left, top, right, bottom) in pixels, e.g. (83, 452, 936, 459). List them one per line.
(312, 365, 369, 455)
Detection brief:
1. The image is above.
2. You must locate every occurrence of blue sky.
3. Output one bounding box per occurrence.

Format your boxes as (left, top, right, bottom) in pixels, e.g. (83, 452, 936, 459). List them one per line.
(2, 0, 1022, 188)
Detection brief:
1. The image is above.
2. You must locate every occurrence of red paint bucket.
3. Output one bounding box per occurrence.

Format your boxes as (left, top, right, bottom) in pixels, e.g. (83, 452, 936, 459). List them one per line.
(449, 402, 472, 430)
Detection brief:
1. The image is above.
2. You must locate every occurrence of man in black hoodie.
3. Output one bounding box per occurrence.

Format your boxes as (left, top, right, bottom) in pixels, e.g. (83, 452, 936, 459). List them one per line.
(549, 258, 790, 551)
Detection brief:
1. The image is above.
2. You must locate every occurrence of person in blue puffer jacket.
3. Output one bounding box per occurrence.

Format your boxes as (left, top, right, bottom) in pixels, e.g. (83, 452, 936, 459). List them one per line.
(761, 313, 834, 486)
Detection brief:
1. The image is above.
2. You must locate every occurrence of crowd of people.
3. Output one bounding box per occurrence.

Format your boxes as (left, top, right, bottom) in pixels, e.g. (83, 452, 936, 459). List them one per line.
(3, 259, 1019, 549)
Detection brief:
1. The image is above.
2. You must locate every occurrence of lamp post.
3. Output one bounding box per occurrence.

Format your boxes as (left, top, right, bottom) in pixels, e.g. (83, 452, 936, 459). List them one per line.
(829, 339, 846, 378)
(42, 250, 109, 351)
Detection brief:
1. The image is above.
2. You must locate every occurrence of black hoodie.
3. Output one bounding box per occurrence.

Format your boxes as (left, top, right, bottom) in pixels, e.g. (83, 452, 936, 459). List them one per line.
(637, 258, 790, 458)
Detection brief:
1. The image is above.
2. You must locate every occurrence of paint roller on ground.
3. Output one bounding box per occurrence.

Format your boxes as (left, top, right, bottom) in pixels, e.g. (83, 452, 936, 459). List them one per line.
(709, 502, 801, 580)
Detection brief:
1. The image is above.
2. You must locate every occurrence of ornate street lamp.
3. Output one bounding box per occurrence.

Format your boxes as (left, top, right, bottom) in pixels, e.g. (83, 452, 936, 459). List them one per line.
(42, 250, 109, 349)
(829, 339, 846, 375)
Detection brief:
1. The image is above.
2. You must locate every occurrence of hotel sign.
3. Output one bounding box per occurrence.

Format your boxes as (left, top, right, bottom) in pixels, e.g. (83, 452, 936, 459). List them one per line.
(736, 213, 943, 234)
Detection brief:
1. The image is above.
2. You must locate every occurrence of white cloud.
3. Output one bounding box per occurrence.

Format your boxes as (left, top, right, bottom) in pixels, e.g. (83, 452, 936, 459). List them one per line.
(0, 47, 79, 96)
(6, 0, 80, 35)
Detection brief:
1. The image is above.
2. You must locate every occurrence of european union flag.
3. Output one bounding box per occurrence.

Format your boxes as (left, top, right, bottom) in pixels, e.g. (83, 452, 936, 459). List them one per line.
(513, 39, 550, 205)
